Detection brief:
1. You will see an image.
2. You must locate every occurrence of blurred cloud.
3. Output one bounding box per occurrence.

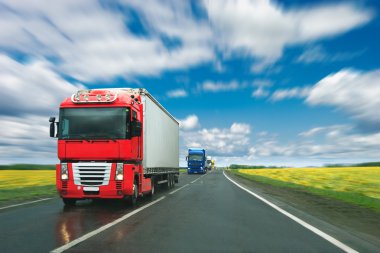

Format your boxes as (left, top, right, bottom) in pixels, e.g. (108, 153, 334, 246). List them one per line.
(297, 45, 365, 64)
(0, 54, 83, 116)
(204, 0, 373, 71)
(0, 0, 213, 81)
(200, 80, 243, 92)
(166, 88, 188, 98)
(270, 86, 311, 101)
(306, 68, 380, 130)
(249, 124, 380, 160)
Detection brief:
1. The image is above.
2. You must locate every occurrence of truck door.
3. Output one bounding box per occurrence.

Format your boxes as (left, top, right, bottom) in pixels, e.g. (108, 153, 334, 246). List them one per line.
(131, 110, 140, 159)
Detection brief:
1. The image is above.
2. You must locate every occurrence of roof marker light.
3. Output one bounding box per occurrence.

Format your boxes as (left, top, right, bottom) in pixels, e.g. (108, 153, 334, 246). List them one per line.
(96, 94, 102, 101)
(105, 93, 111, 101)
(84, 95, 89, 101)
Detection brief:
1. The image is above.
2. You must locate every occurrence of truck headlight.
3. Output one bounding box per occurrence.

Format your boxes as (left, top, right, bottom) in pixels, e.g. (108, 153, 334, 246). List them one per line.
(115, 163, 124, 180)
(61, 163, 68, 181)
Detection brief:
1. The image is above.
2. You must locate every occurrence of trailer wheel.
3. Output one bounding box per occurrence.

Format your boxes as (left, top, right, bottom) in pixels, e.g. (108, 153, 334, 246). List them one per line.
(174, 174, 178, 184)
(147, 177, 155, 198)
(62, 198, 76, 206)
(170, 174, 175, 188)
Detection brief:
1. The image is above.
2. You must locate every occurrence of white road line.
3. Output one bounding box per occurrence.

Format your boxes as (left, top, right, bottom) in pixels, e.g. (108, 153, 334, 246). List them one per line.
(50, 196, 166, 253)
(223, 171, 358, 253)
(0, 198, 53, 210)
(190, 173, 207, 184)
(169, 184, 189, 195)
(190, 178, 199, 184)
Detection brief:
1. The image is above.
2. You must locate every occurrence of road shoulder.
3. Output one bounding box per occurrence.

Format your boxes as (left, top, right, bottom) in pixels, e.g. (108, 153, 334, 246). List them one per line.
(225, 170, 380, 252)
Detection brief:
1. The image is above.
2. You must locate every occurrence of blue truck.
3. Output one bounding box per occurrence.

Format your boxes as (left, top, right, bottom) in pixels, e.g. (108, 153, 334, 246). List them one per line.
(186, 148, 207, 174)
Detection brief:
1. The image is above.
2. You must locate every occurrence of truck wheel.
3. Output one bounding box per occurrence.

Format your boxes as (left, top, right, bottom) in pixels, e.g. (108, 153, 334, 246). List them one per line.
(169, 174, 174, 188)
(62, 198, 76, 206)
(147, 177, 155, 198)
(127, 181, 138, 206)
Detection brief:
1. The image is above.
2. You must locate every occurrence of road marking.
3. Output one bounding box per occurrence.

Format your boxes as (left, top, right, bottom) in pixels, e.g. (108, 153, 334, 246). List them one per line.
(169, 184, 189, 195)
(190, 173, 207, 184)
(50, 196, 166, 253)
(190, 178, 199, 184)
(0, 198, 53, 210)
(223, 171, 358, 253)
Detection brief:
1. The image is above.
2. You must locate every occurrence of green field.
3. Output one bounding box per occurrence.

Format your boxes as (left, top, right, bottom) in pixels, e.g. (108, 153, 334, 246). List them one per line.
(231, 167, 380, 212)
(0, 169, 56, 202)
(0, 164, 55, 170)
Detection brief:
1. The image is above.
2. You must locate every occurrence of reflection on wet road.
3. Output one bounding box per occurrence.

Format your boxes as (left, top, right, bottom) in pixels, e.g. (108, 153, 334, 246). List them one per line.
(0, 172, 198, 253)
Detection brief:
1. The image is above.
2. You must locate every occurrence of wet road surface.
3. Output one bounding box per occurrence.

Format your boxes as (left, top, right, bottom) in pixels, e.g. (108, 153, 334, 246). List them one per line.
(0, 170, 362, 252)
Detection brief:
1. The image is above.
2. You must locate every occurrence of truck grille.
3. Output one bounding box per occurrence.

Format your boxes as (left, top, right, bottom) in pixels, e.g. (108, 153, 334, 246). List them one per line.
(72, 163, 112, 186)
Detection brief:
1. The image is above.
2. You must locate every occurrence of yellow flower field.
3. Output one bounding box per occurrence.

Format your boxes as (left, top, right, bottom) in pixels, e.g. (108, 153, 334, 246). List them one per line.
(238, 167, 380, 200)
(0, 170, 55, 189)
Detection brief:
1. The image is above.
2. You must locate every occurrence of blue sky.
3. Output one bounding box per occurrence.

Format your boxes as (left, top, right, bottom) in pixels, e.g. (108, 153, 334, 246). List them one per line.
(0, 0, 380, 166)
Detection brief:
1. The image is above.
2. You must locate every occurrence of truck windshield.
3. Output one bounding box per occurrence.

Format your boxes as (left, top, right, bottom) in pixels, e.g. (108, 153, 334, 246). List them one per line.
(59, 107, 128, 140)
(188, 154, 204, 161)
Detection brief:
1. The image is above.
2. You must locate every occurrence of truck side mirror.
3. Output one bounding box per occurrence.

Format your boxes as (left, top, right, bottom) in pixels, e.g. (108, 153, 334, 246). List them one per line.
(186, 156, 188, 161)
(49, 117, 56, 138)
(131, 120, 142, 137)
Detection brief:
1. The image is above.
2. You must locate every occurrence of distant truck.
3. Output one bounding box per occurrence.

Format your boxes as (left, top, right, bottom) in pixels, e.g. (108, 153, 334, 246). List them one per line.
(205, 156, 212, 171)
(49, 88, 179, 206)
(187, 148, 207, 174)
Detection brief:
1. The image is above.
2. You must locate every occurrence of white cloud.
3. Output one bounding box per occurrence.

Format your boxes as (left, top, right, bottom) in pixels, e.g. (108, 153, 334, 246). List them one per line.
(166, 89, 188, 98)
(299, 125, 351, 138)
(178, 114, 200, 130)
(297, 45, 365, 64)
(250, 125, 380, 161)
(0, 115, 58, 164)
(200, 80, 242, 92)
(252, 86, 269, 98)
(0, 54, 83, 163)
(0, 0, 213, 81)
(306, 69, 380, 128)
(181, 122, 251, 156)
(0, 0, 373, 81)
(0, 54, 83, 116)
(230, 123, 251, 134)
(204, 0, 373, 71)
(270, 86, 311, 101)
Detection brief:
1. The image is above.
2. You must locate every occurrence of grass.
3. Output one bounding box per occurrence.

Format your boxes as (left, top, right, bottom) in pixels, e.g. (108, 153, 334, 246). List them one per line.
(231, 167, 380, 212)
(0, 170, 56, 202)
(0, 164, 55, 170)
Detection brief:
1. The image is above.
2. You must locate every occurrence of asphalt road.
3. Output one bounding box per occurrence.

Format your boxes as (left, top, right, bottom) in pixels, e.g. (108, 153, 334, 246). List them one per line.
(0, 169, 362, 253)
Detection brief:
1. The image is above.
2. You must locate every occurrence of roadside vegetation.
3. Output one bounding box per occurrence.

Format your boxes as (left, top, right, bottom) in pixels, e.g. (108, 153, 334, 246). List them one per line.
(0, 166, 56, 203)
(230, 167, 380, 212)
(0, 164, 55, 170)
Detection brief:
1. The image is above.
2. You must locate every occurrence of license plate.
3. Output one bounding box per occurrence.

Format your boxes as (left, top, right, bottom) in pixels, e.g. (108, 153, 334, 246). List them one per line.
(83, 186, 99, 191)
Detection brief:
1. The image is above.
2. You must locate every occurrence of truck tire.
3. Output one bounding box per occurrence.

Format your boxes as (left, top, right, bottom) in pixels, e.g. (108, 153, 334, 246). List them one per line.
(169, 174, 174, 188)
(146, 177, 155, 198)
(127, 181, 138, 206)
(174, 174, 179, 184)
(62, 198, 76, 206)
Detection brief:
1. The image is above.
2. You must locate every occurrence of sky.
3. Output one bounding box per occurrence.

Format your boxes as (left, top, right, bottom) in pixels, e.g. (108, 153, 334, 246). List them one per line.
(0, 0, 380, 167)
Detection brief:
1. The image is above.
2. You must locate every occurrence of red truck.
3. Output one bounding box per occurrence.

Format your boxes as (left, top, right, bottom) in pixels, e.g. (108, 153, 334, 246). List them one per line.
(49, 88, 179, 206)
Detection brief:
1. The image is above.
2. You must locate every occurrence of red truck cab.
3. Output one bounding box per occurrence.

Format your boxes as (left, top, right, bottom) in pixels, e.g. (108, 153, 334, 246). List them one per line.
(50, 89, 154, 206)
